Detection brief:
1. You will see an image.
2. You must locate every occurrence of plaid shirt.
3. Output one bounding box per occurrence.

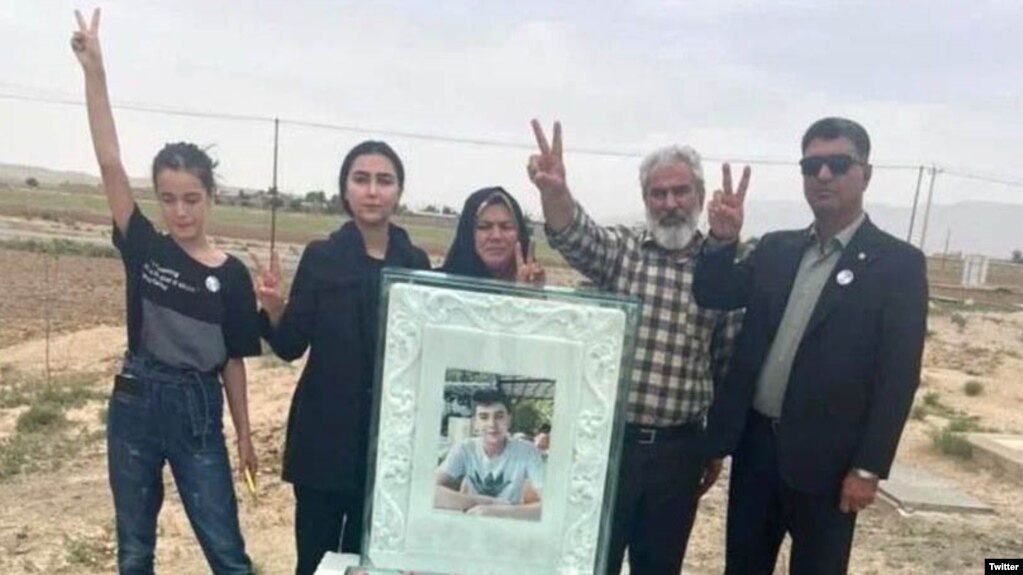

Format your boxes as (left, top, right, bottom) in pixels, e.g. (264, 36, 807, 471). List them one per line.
(547, 203, 743, 427)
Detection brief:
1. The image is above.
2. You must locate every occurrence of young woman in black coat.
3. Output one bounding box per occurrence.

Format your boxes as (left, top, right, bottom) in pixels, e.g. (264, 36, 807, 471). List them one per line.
(252, 141, 430, 575)
(441, 186, 545, 284)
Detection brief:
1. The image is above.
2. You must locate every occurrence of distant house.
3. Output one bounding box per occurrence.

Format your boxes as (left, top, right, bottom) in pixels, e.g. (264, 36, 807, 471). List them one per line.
(217, 186, 272, 208)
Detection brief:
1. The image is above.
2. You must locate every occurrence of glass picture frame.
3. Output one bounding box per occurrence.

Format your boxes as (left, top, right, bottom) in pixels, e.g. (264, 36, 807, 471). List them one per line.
(359, 269, 640, 575)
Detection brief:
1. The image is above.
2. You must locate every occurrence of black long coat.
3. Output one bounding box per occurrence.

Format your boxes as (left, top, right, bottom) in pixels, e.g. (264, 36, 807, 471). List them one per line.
(261, 222, 430, 491)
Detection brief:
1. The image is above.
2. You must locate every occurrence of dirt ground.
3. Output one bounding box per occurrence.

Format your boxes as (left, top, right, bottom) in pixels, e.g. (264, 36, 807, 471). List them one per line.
(1, 220, 1022, 573)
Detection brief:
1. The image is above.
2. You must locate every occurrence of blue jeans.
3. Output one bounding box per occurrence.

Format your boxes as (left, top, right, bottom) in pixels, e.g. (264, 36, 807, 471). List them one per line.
(107, 354, 252, 575)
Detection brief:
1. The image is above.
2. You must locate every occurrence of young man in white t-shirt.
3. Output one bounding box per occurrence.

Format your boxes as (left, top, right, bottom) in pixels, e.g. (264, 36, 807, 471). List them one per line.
(435, 388, 545, 520)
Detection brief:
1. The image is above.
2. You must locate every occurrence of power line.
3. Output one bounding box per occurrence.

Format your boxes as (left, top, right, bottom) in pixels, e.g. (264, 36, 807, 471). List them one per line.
(941, 169, 1023, 189)
(0, 92, 272, 125)
(0, 90, 1009, 176)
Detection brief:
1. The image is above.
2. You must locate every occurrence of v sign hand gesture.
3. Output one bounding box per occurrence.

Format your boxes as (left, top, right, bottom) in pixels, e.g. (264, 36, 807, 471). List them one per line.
(514, 240, 546, 286)
(527, 119, 575, 232)
(527, 120, 568, 198)
(71, 8, 104, 73)
(249, 250, 286, 326)
(707, 163, 752, 242)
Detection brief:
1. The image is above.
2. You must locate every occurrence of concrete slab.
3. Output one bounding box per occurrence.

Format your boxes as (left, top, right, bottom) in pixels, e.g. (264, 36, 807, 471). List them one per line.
(879, 463, 994, 514)
(967, 433, 1023, 483)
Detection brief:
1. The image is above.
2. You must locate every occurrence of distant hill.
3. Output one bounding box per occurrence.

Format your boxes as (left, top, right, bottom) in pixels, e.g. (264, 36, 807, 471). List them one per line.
(0, 163, 149, 189)
(603, 200, 1023, 259)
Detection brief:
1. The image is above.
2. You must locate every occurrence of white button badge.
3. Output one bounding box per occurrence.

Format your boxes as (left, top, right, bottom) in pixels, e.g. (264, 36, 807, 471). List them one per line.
(205, 275, 221, 293)
(836, 269, 854, 286)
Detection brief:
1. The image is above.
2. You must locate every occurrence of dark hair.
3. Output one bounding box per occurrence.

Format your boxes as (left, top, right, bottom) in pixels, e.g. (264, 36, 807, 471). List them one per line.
(151, 142, 218, 195)
(440, 187, 531, 278)
(472, 387, 510, 414)
(801, 117, 871, 161)
(337, 140, 405, 217)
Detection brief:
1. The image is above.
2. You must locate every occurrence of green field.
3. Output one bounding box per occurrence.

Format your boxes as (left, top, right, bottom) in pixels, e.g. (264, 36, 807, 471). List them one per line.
(0, 186, 565, 265)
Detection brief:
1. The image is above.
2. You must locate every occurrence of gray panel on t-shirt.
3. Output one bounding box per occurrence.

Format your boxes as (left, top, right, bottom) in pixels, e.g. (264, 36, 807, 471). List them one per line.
(141, 298, 226, 373)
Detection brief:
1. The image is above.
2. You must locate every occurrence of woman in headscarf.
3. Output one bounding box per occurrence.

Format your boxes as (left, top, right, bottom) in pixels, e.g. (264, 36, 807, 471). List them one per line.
(441, 186, 545, 284)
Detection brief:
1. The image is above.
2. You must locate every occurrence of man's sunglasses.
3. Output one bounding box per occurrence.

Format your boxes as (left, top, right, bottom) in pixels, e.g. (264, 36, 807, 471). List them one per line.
(799, 154, 865, 177)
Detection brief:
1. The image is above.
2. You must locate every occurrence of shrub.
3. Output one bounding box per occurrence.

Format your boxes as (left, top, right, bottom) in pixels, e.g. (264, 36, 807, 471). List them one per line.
(950, 313, 967, 331)
(16, 404, 66, 434)
(963, 380, 984, 397)
(930, 427, 973, 459)
(910, 405, 929, 421)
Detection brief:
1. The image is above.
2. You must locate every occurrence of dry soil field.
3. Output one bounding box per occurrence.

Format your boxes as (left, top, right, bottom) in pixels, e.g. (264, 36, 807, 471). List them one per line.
(1, 212, 1022, 574)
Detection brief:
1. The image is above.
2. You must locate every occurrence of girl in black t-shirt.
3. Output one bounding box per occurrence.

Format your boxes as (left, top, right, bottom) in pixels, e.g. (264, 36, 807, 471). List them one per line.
(73, 10, 258, 574)
(252, 141, 430, 575)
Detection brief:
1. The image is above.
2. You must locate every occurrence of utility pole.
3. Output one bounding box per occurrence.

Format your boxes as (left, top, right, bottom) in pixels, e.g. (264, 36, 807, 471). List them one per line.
(269, 117, 280, 254)
(918, 165, 941, 253)
(942, 228, 952, 270)
(906, 165, 925, 243)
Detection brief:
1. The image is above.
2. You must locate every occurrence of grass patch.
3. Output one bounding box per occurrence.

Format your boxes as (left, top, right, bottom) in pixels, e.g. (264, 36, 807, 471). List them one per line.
(963, 380, 984, 397)
(916, 390, 983, 431)
(1, 371, 106, 409)
(65, 534, 115, 569)
(0, 185, 579, 265)
(0, 237, 118, 259)
(0, 369, 107, 480)
(0, 426, 107, 480)
(931, 299, 1018, 316)
(37, 377, 107, 409)
(930, 426, 974, 459)
(950, 312, 967, 331)
(0, 383, 34, 409)
(16, 403, 67, 433)
(947, 414, 982, 433)
(910, 405, 929, 421)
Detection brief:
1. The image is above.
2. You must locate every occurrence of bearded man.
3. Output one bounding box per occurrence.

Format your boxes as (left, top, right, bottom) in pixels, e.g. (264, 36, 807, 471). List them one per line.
(527, 121, 742, 575)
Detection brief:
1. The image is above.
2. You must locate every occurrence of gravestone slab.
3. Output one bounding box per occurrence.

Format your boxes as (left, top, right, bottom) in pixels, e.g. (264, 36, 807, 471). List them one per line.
(879, 463, 993, 514)
(967, 433, 1023, 482)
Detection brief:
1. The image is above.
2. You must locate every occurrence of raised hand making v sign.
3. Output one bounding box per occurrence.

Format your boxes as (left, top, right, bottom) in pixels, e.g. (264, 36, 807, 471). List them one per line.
(72, 8, 135, 233)
(249, 249, 286, 325)
(528, 120, 744, 575)
(527, 120, 574, 232)
(706, 163, 752, 243)
(71, 8, 103, 70)
(514, 240, 546, 286)
(72, 8, 263, 573)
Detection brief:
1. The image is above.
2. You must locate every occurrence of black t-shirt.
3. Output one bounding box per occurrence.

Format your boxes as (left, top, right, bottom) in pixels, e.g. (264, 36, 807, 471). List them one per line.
(113, 206, 261, 373)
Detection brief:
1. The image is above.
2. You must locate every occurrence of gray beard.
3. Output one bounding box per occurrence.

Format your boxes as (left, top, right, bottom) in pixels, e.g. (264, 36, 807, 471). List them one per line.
(647, 209, 700, 251)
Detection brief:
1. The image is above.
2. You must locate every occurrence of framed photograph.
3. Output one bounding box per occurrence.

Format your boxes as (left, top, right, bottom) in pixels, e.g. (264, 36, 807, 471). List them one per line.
(361, 269, 640, 575)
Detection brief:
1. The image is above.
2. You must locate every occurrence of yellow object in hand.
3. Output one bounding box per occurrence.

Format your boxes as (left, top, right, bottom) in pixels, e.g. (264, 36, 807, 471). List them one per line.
(244, 468, 258, 498)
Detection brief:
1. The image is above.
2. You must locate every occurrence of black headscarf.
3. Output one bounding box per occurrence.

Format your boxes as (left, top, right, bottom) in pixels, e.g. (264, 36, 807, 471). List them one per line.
(440, 186, 531, 278)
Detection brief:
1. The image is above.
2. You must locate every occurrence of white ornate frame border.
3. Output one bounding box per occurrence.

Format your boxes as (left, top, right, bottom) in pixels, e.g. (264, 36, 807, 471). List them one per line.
(362, 271, 639, 575)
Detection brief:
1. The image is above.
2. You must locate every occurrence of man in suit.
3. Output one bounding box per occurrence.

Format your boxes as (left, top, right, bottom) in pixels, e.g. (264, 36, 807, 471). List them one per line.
(693, 117, 928, 574)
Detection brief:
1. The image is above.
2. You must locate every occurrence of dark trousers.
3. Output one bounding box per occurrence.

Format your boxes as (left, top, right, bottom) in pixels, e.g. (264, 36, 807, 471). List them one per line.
(293, 483, 364, 575)
(605, 424, 707, 575)
(725, 411, 857, 575)
(107, 355, 251, 575)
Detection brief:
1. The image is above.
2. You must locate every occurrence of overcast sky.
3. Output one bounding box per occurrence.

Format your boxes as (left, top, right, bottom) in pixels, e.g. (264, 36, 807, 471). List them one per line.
(2, 0, 1021, 223)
